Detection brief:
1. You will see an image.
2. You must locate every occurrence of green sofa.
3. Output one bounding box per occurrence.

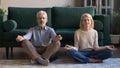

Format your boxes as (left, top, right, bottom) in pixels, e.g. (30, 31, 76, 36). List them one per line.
(0, 7, 110, 58)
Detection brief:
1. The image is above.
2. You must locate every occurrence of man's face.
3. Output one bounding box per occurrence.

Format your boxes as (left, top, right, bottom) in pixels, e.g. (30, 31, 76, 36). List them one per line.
(37, 13, 48, 27)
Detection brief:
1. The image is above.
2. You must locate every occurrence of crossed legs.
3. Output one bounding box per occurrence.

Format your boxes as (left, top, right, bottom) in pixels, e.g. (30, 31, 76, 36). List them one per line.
(67, 49, 113, 63)
(21, 40, 61, 65)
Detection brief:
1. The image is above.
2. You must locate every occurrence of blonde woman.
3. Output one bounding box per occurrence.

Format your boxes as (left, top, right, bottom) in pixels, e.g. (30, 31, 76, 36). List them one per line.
(64, 13, 116, 63)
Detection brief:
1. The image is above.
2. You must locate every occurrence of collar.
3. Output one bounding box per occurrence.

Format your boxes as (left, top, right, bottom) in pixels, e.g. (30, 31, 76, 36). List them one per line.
(36, 26, 48, 30)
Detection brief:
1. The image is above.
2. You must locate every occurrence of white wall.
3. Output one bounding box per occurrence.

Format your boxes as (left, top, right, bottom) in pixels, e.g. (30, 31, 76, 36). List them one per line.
(1, 0, 74, 10)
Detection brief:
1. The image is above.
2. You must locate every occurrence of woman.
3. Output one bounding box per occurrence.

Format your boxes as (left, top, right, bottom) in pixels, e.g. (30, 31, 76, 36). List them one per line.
(64, 13, 116, 63)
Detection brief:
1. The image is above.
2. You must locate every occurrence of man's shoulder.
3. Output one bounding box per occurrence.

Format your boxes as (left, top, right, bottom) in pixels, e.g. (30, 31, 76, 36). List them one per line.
(46, 26, 54, 31)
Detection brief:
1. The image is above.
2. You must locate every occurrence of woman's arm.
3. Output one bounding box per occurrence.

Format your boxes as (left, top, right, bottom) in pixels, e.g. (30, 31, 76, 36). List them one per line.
(64, 31, 79, 50)
(74, 31, 79, 50)
(94, 45, 117, 51)
(93, 30, 116, 51)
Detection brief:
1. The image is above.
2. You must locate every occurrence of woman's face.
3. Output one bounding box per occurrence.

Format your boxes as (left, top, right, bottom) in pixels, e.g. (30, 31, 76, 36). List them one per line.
(82, 16, 92, 28)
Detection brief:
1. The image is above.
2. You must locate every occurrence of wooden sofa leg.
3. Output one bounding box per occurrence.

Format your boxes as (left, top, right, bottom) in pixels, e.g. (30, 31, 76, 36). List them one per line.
(6, 47, 9, 59)
(10, 47, 13, 58)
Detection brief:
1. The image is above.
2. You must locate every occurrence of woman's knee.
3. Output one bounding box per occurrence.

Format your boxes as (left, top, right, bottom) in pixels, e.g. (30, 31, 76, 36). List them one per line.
(105, 50, 113, 58)
(100, 49, 113, 60)
(67, 49, 78, 55)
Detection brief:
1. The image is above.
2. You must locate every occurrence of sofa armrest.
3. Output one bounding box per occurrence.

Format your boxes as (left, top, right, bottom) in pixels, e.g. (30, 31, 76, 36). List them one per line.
(0, 14, 7, 41)
(94, 14, 110, 45)
(0, 14, 7, 22)
(0, 14, 7, 31)
(3, 20, 17, 32)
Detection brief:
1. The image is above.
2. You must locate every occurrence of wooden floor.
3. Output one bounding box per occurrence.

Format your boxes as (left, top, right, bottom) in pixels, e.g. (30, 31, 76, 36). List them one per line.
(0, 47, 120, 59)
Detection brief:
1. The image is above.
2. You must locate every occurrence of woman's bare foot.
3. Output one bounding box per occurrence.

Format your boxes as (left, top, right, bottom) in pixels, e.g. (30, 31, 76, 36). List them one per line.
(89, 58, 103, 63)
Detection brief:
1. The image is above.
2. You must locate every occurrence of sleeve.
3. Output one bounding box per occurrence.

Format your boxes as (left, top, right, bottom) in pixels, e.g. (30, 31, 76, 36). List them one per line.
(50, 28, 57, 41)
(23, 28, 33, 40)
(93, 30, 99, 48)
(74, 31, 79, 50)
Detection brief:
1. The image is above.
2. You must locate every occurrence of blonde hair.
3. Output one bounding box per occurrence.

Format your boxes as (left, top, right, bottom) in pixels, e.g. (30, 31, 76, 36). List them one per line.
(80, 13, 94, 29)
(36, 10, 48, 18)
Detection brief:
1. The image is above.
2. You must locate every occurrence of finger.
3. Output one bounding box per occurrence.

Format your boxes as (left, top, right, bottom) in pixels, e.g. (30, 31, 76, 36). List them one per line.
(16, 39, 18, 41)
(110, 47, 117, 50)
(64, 46, 68, 49)
(57, 35, 62, 38)
(16, 38, 20, 41)
(65, 44, 69, 46)
(111, 45, 115, 48)
(110, 45, 114, 47)
(58, 34, 61, 37)
(17, 35, 21, 37)
(16, 39, 20, 42)
(65, 47, 71, 50)
(65, 46, 68, 49)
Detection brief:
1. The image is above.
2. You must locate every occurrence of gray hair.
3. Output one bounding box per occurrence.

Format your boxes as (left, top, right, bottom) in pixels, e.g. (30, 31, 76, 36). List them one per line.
(36, 10, 48, 18)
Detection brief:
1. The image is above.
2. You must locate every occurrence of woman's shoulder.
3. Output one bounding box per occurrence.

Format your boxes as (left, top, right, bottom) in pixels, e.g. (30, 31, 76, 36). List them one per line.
(75, 29, 81, 33)
(91, 29, 97, 33)
(90, 29, 98, 35)
(75, 28, 97, 34)
(75, 29, 81, 31)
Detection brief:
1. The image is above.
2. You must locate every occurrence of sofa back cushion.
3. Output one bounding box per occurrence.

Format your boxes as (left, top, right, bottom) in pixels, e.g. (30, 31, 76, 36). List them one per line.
(8, 7, 52, 29)
(94, 20, 103, 31)
(52, 7, 95, 29)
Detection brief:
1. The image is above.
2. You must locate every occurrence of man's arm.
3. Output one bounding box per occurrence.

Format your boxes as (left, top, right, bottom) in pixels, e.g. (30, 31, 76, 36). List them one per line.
(16, 28, 33, 42)
(50, 28, 62, 42)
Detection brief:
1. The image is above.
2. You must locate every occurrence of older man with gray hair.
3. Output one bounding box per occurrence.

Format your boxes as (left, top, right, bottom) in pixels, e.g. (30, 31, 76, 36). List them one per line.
(16, 11, 62, 65)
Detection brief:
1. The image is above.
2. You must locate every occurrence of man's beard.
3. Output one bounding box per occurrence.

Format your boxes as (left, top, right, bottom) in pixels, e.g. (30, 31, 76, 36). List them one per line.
(38, 22, 45, 27)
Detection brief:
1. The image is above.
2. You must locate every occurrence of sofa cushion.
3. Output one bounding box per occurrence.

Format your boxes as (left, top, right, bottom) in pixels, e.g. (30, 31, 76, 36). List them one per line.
(3, 29, 28, 41)
(98, 40, 103, 46)
(52, 7, 95, 29)
(8, 7, 52, 29)
(55, 29, 75, 44)
(98, 31, 103, 46)
(3, 20, 17, 32)
(94, 20, 103, 31)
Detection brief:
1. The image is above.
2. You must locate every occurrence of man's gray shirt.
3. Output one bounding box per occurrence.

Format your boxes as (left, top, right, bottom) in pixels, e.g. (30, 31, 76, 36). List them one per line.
(23, 26, 56, 47)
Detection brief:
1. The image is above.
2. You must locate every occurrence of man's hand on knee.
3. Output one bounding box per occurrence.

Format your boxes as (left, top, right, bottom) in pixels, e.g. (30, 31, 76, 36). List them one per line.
(16, 35, 24, 42)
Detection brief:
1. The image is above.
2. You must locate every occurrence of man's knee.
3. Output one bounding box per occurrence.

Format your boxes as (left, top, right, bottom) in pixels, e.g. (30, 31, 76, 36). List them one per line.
(22, 39, 28, 44)
(56, 41, 61, 47)
(53, 41, 61, 48)
(21, 39, 31, 47)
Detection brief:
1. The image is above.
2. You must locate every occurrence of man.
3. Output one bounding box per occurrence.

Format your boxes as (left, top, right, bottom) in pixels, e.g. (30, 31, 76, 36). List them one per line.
(16, 11, 62, 65)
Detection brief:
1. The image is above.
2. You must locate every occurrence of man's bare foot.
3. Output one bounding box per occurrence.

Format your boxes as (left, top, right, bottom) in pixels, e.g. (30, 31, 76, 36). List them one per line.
(89, 58, 103, 63)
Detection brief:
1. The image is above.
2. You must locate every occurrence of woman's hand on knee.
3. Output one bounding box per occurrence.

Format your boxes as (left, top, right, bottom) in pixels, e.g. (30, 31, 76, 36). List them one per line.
(106, 45, 117, 50)
(64, 44, 73, 50)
